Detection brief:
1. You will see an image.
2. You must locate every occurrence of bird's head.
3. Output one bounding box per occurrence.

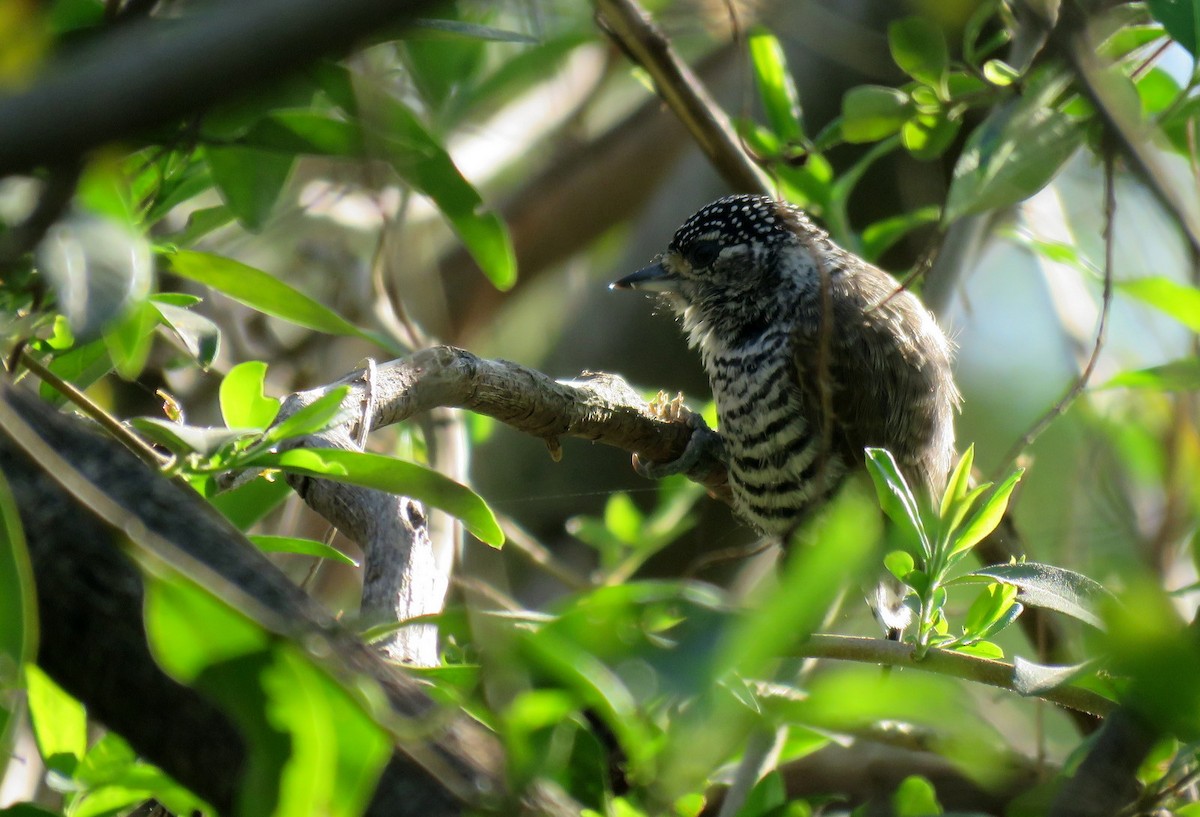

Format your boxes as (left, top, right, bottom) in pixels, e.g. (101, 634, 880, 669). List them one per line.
(612, 194, 829, 348)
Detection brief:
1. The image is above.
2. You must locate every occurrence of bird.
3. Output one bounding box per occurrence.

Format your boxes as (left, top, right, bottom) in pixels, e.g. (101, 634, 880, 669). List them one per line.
(611, 194, 960, 634)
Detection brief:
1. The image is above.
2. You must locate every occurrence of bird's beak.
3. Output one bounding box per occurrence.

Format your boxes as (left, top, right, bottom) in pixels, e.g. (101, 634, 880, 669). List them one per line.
(609, 260, 680, 292)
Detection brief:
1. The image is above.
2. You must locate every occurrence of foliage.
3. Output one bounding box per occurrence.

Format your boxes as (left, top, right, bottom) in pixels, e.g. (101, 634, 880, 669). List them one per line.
(3, 0, 1200, 815)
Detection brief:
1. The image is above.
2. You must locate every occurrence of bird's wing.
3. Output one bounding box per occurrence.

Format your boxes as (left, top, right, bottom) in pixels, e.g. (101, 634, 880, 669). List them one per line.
(788, 266, 956, 494)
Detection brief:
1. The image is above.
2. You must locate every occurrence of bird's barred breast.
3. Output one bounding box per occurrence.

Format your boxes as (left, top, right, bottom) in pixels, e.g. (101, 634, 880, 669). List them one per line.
(707, 330, 843, 536)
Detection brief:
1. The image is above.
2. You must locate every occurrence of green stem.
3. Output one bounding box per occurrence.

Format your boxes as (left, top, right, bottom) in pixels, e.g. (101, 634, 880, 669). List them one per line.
(795, 634, 1111, 718)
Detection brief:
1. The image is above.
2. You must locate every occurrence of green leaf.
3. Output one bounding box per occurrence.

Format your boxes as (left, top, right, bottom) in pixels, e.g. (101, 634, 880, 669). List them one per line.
(961, 582, 1019, 638)
(841, 86, 913, 143)
(950, 467, 1022, 556)
(720, 489, 879, 679)
(864, 448, 929, 557)
(25, 663, 87, 776)
(1119, 276, 1200, 332)
(170, 204, 235, 246)
(205, 145, 295, 231)
(239, 112, 363, 156)
(861, 206, 940, 262)
(143, 573, 390, 817)
(889, 17, 949, 88)
(939, 444, 974, 520)
(952, 640, 1004, 659)
(982, 59, 1019, 87)
(1136, 67, 1182, 118)
(972, 562, 1113, 629)
(144, 573, 270, 682)
(167, 250, 385, 347)
(738, 770, 787, 817)
(449, 33, 589, 122)
(604, 492, 642, 545)
(0, 468, 35, 761)
(367, 93, 516, 290)
(249, 535, 359, 567)
(1147, 0, 1200, 56)
(264, 387, 351, 444)
(945, 69, 1083, 221)
(1102, 357, 1200, 391)
(248, 448, 503, 547)
(220, 361, 281, 430)
(210, 473, 292, 530)
(892, 774, 942, 816)
(901, 110, 960, 160)
(1099, 24, 1169, 61)
(885, 550, 915, 582)
(1012, 657, 1098, 696)
(151, 299, 221, 368)
(129, 417, 251, 457)
(41, 340, 111, 404)
(103, 299, 159, 380)
(749, 27, 803, 141)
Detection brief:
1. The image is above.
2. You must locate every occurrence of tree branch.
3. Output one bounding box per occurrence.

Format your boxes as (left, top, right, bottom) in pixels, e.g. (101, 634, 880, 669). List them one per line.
(0, 385, 575, 817)
(0, 0, 439, 175)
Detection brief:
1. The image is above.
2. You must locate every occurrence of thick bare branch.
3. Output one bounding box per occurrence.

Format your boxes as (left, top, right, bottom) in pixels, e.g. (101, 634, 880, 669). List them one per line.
(0, 385, 575, 817)
(280, 345, 731, 501)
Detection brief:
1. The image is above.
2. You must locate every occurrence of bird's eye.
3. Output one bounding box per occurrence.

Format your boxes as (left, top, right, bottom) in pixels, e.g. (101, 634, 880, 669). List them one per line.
(686, 240, 721, 269)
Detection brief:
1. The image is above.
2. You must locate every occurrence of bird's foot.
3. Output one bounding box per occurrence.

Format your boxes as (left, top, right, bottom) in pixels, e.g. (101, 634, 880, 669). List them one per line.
(633, 392, 725, 480)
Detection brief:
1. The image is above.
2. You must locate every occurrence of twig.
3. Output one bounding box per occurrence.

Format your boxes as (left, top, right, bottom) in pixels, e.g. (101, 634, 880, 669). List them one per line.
(16, 347, 168, 469)
(593, 0, 771, 195)
(992, 148, 1116, 478)
(796, 634, 1114, 717)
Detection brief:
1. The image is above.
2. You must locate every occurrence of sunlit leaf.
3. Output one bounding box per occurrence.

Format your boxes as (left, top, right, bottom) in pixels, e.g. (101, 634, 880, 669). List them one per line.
(248, 448, 503, 547)
(264, 388, 351, 444)
(249, 535, 358, 567)
(749, 28, 803, 141)
(939, 444, 974, 520)
(1119, 276, 1200, 333)
(210, 473, 292, 531)
(972, 562, 1112, 629)
(892, 774, 942, 816)
(25, 663, 86, 776)
(720, 489, 878, 678)
(841, 86, 912, 143)
(865, 448, 929, 557)
(861, 206, 940, 261)
(945, 69, 1082, 221)
(205, 145, 295, 231)
(366, 92, 516, 290)
(219, 361, 280, 430)
(1147, 0, 1200, 56)
(950, 467, 1022, 556)
(1012, 657, 1097, 696)
(889, 17, 949, 88)
(0, 469, 34, 762)
(168, 250, 386, 348)
(239, 112, 363, 156)
(151, 299, 221, 368)
(130, 417, 250, 457)
(1102, 358, 1200, 391)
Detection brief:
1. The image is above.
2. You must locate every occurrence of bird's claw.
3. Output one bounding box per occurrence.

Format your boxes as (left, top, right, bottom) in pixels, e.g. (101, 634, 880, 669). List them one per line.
(633, 393, 725, 480)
